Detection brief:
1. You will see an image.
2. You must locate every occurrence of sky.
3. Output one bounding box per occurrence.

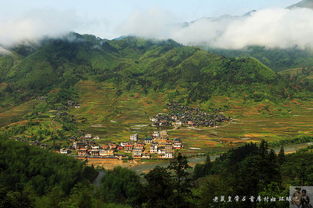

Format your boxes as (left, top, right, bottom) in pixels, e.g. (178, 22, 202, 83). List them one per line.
(1, 0, 313, 50)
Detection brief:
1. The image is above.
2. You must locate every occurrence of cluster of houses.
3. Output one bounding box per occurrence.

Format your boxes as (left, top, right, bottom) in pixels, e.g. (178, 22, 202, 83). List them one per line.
(151, 103, 230, 127)
(59, 131, 183, 159)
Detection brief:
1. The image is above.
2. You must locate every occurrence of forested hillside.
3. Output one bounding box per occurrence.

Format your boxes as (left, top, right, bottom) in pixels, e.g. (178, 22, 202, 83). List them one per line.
(210, 46, 313, 72)
(0, 137, 101, 208)
(2, 136, 313, 208)
(1, 32, 311, 109)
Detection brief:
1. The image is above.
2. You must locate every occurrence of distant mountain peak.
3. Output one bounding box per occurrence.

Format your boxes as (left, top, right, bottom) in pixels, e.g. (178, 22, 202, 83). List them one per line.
(243, 10, 257, 16)
(288, 0, 313, 9)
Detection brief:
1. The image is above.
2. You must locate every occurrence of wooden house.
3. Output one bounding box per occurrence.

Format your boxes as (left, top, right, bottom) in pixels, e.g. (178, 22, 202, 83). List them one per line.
(132, 148, 143, 158)
(150, 144, 158, 153)
(144, 138, 153, 144)
(99, 149, 114, 156)
(164, 150, 174, 159)
(130, 134, 138, 142)
(60, 148, 70, 154)
(73, 142, 86, 150)
(157, 147, 166, 155)
(90, 149, 100, 156)
(78, 148, 88, 156)
(152, 131, 160, 138)
(124, 144, 133, 153)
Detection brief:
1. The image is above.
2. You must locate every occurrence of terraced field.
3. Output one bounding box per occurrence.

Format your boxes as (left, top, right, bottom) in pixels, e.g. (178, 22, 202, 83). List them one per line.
(0, 100, 36, 127)
(70, 81, 167, 142)
(68, 81, 313, 153)
(1, 80, 312, 154)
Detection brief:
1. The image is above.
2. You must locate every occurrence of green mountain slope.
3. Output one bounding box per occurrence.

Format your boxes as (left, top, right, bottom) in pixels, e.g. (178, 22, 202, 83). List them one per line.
(279, 66, 313, 83)
(1, 33, 307, 108)
(209, 46, 313, 72)
(0, 33, 313, 151)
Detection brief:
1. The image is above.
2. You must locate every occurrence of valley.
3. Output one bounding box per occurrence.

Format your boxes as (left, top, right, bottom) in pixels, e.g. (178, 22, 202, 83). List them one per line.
(0, 34, 313, 170)
(3, 0, 313, 207)
(1, 79, 313, 170)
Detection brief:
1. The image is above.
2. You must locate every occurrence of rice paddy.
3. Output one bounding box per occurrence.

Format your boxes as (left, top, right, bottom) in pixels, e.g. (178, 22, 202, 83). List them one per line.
(1, 80, 313, 154)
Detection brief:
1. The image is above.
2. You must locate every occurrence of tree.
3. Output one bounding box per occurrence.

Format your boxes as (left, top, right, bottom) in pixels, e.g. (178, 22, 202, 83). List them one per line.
(194, 175, 232, 208)
(100, 167, 144, 207)
(259, 140, 269, 158)
(278, 146, 285, 165)
(144, 166, 174, 208)
(168, 153, 193, 208)
(59, 183, 94, 208)
(193, 153, 211, 180)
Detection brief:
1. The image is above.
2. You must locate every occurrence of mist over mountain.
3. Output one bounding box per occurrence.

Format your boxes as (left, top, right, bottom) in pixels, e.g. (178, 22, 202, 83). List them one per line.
(0, 46, 11, 54)
(0, 1, 312, 52)
(1, 0, 313, 72)
(119, 6, 313, 50)
(289, 0, 313, 9)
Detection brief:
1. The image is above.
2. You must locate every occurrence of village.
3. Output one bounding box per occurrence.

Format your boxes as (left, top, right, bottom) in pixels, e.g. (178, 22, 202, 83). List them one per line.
(151, 102, 230, 127)
(59, 130, 183, 160)
(56, 103, 229, 160)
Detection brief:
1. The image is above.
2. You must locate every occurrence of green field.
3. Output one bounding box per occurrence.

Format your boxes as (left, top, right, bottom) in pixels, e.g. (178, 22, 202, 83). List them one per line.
(1, 80, 313, 154)
(1, 79, 313, 153)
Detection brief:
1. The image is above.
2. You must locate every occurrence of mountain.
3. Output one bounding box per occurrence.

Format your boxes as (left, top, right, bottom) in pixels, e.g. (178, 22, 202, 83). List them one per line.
(182, 3, 313, 72)
(209, 46, 313, 72)
(0, 32, 312, 114)
(2, 33, 313, 148)
(288, 0, 313, 9)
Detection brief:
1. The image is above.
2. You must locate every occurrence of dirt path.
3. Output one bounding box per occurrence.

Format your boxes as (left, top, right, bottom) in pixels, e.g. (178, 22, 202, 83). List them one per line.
(93, 170, 105, 187)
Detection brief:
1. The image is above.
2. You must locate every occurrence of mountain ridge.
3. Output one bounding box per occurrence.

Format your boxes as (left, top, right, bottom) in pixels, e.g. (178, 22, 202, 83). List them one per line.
(288, 0, 313, 9)
(0, 33, 311, 109)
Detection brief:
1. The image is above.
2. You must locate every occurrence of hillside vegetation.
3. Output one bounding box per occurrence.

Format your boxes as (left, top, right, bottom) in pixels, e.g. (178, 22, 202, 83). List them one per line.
(1, 33, 311, 109)
(1, 33, 313, 152)
(2, 137, 313, 208)
(210, 46, 313, 72)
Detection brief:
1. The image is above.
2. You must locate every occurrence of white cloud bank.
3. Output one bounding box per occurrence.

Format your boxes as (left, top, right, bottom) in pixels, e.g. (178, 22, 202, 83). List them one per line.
(0, 9, 80, 48)
(1, 7, 313, 51)
(119, 8, 313, 50)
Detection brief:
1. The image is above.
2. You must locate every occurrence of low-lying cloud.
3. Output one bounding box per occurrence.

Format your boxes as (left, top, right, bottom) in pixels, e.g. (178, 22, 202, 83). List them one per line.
(0, 9, 80, 48)
(2, 6, 313, 52)
(119, 8, 313, 50)
(0, 47, 11, 54)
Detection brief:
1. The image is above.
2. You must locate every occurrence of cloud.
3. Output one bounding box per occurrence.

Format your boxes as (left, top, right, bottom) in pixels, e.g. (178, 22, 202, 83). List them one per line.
(2, 6, 313, 51)
(0, 9, 80, 47)
(118, 8, 313, 50)
(117, 9, 179, 39)
(210, 8, 313, 49)
(0, 47, 11, 55)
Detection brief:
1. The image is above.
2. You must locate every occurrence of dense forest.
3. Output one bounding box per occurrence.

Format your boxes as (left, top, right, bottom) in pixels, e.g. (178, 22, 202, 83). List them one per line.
(1, 135, 313, 208)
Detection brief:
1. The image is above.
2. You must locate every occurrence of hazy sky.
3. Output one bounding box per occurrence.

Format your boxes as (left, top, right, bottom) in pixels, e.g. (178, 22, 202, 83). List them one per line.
(0, 0, 299, 38)
(3, 0, 313, 50)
